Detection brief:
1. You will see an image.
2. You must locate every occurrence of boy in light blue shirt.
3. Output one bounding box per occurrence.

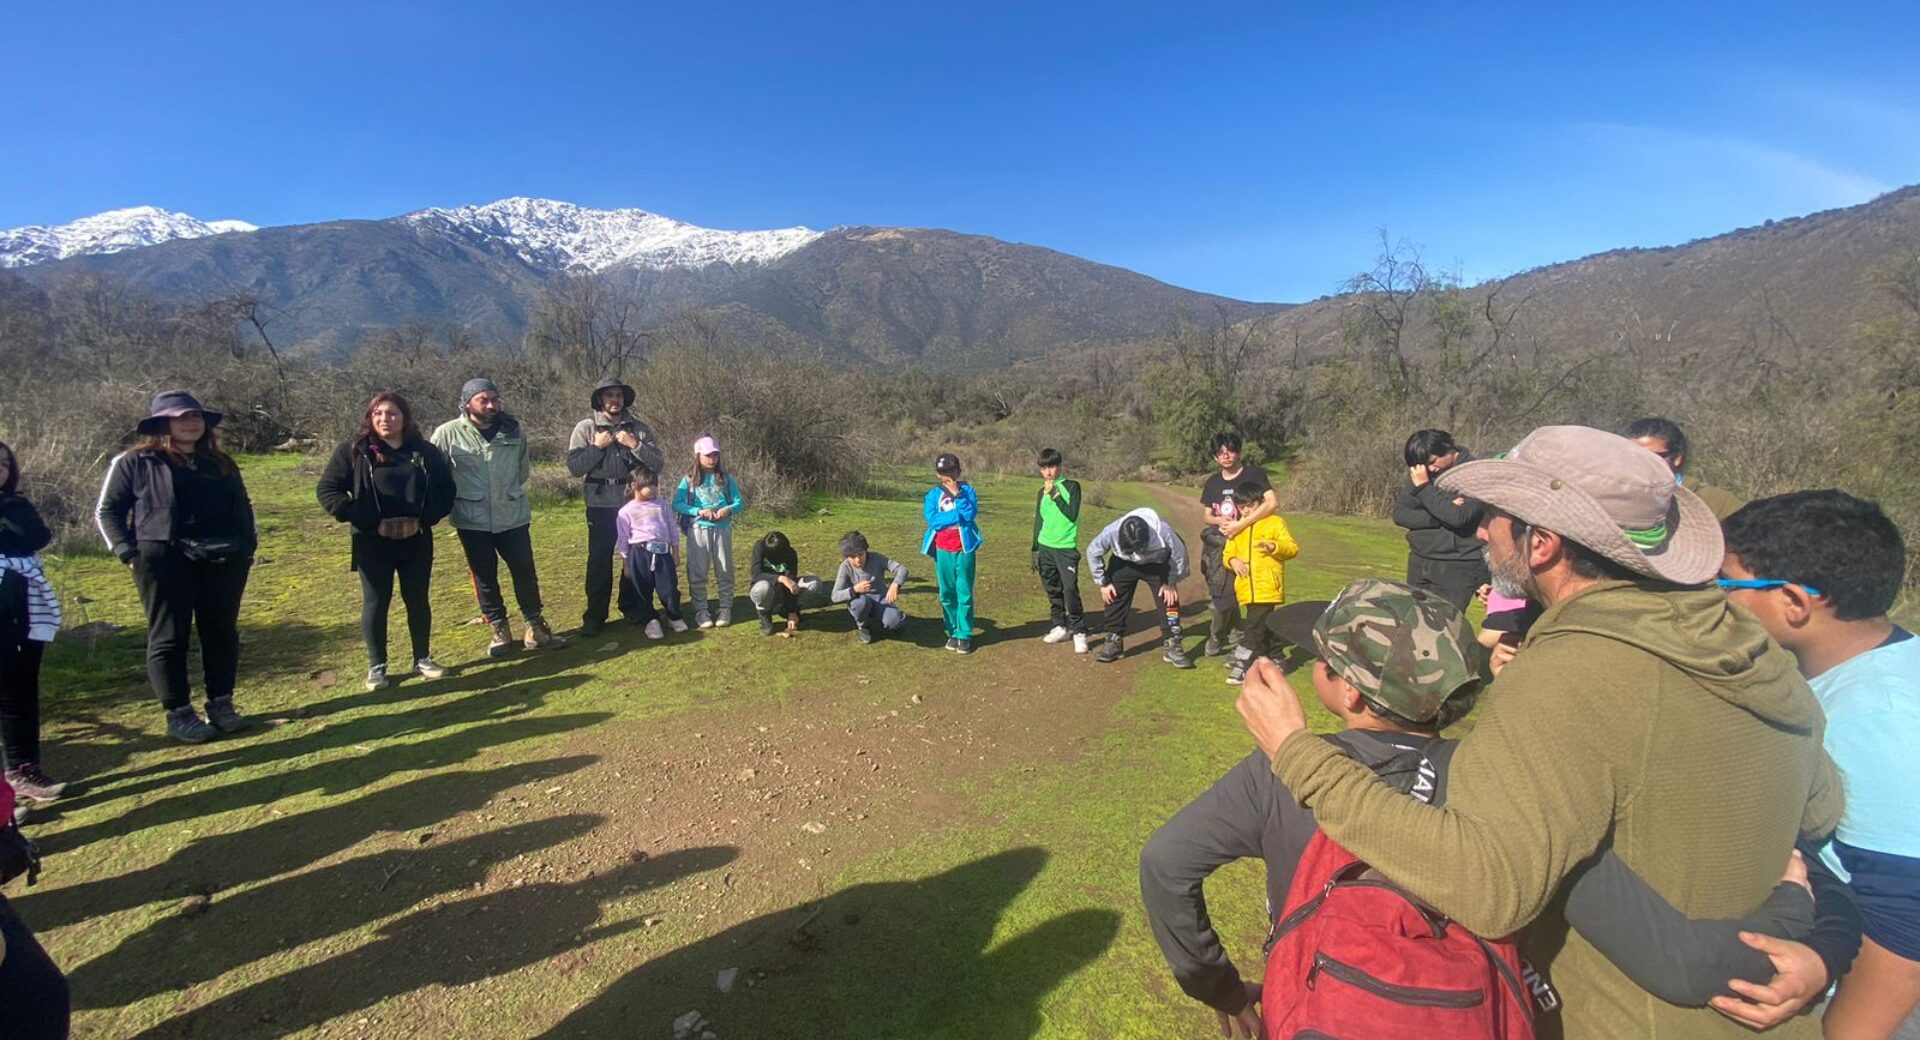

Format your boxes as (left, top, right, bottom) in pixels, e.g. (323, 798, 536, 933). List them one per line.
(1723, 490, 1920, 1038)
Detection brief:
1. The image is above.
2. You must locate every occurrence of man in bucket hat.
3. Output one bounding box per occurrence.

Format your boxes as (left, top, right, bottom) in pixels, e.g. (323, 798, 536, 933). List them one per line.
(566, 377, 663, 637)
(1234, 426, 1843, 1039)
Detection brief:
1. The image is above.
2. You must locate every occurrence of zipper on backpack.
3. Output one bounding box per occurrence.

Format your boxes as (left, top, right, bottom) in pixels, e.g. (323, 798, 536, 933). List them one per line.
(1307, 953, 1484, 1009)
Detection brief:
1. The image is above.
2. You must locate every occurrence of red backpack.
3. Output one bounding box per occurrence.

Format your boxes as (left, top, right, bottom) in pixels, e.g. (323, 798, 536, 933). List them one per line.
(1260, 747, 1541, 1040)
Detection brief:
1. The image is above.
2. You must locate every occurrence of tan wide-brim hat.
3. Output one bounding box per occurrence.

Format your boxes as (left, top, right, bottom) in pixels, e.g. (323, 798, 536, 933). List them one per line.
(1436, 425, 1724, 585)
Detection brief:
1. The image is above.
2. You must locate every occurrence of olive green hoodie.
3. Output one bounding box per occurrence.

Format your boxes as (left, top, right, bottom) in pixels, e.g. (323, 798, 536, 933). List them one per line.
(1272, 580, 1842, 1040)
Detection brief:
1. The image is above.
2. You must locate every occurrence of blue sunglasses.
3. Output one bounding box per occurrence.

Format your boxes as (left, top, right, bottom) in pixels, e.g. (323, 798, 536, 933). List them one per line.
(1716, 578, 1822, 597)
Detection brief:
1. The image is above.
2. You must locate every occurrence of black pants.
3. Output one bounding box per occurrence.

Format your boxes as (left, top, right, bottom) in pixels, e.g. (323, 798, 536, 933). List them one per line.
(457, 525, 543, 624)
(132, 542, 250, 712)
(1, 636, 44, 766)
(0, 896, 68, 1039)
(1036, 546, 1085, 632)
(623, 546, 682, 625)
(356, 531, 434, 667)
(1101, 558, 1183, 640)
(583, 506, 641, 626)
(1407, 555, 1489, 613)
(1199, 528, 1242, 639)
(1239, 603, 1301, 660)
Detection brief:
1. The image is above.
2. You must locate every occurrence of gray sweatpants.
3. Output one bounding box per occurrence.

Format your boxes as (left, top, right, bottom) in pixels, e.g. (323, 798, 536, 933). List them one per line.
(686, 524, 735, 609)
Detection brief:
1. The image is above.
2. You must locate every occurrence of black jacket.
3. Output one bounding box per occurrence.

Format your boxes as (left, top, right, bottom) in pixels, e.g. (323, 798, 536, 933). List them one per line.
(315, 435, 456, 535)
(0, 493, 52, 637)
(96, 450, 256, 562)
(1391, 453, 1484, 563)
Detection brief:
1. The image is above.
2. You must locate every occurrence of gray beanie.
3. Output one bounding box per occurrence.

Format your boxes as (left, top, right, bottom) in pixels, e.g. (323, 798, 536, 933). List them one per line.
(460, 378, 500, 409)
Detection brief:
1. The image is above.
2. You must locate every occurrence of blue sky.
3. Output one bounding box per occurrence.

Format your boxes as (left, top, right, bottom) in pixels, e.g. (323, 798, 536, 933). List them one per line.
(4, 2, 1917, 302)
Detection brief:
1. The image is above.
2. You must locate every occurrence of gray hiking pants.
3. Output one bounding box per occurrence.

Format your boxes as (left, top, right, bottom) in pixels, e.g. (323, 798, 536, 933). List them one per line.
(686, 524, 735, 610)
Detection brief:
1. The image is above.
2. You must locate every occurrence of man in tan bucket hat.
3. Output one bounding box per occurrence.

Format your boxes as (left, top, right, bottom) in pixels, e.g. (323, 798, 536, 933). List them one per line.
(1235, 425, 1844, 1039)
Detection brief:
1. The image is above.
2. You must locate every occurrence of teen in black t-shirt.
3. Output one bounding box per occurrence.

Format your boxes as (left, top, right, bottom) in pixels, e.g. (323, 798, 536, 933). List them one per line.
(1197, 433, 1278, 657)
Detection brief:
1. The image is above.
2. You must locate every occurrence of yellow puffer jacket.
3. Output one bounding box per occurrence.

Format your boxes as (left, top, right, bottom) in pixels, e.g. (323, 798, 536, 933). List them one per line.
(1223, 514, 1299, 605)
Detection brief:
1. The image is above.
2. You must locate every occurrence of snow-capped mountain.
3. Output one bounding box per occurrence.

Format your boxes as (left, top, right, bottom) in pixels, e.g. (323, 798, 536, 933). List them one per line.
(399, 197, 822, 272)
(0, 206, 256, 268)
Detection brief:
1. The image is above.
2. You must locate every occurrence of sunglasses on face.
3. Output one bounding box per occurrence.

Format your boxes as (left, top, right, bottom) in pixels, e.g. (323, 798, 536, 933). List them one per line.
(1716, 578, 1822, 597)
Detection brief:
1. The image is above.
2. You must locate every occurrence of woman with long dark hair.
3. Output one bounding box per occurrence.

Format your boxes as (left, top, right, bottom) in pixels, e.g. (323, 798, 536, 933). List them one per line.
(317, 393, 456, 691)
(1390, 428, 1487, 612)
(0, 441, 67, 805)
(96, 391, 257, 745)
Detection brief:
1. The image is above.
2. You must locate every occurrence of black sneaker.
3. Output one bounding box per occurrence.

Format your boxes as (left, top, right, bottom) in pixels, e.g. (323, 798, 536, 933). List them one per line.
(759, 612, 776, 636)
(1096, 637, 1124, 664)
(167, 707, 218, 744)
(580, 618, 603, 638)
(1226, 661, 1248, 686)
(857, 626, 875, 645)
(955, 639, 973, 655)
(205, 697, 251, 734)
(945, 637, 960, 652)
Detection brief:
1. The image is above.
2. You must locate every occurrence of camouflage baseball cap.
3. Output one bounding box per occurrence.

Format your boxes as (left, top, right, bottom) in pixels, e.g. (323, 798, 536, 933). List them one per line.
(1273, 579, 1484, 723)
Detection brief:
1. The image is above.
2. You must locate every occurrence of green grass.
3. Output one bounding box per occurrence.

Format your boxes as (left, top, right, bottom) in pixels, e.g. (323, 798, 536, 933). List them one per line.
(23, 456, 1411, 1038)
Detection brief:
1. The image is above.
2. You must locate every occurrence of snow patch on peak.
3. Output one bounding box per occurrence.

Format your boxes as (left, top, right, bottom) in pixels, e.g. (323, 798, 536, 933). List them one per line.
(398, 197, 822, 272)
(0, 206, 257, 268)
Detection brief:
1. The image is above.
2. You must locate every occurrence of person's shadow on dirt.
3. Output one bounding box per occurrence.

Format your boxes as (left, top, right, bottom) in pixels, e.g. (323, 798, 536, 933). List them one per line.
(533, 846, 1120, 1040)
(124, 843, 741, 1040)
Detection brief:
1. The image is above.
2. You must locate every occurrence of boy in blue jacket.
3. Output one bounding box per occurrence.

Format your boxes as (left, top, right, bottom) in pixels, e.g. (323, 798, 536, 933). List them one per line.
(922, 453, 981, 654)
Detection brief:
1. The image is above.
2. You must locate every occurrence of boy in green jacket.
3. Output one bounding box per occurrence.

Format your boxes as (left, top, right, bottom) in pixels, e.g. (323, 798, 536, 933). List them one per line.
(1032, 448, 1088, 654)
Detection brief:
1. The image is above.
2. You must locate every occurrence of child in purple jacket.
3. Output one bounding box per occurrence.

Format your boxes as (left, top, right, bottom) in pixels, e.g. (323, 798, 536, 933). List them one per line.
(614, 468, 686, 639)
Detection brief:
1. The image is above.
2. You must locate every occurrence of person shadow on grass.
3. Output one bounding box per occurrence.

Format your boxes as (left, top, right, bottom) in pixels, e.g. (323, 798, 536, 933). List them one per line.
(123, 843, 741, 1040)
(534, 846, 1120, 1040)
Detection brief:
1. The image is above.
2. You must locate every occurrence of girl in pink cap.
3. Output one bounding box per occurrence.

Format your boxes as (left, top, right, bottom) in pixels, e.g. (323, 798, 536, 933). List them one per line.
(672, 436, 746, 628)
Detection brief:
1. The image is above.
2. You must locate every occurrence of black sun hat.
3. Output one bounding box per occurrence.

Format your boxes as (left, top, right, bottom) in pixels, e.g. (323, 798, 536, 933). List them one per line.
(136, 390, 222, 434)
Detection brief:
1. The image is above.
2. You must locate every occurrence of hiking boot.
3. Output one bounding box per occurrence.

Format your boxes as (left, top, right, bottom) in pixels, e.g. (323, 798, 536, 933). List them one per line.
(524, 614, 567, 650)
(206, 697, 251, 734)
(945, 637, 960, 652)
(716, 608, 733, 628)
(414, 656, 447, 680)
(955, 639, 974, 655)
(1042, 625, 1070, 644)
(166, 707, 217, 744)
(580, 618, 604, 638)
(857, 625, 875, 645)
(1163, 640, 1195, 670)
(696, 610, 714, 629)
(1072, 632, 1090, 654)
(365, 664, 388, 691)
(6, 763, 68, 804)
(758, 611, 776, 636)
(668, 617, 689, 633)
(488, 620, 515, 657)
(644, 620, 665, 640)
(1096, 636, 1124, 664)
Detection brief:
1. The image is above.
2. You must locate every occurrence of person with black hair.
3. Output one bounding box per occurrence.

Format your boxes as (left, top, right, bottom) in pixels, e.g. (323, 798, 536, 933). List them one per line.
(567, 377, 664, 636)
(831, 531, 908, 644)
(1627, 417, 1746, 522)
(0, 441, 66, 805)
(1390, 428, 1488, 612)
(614, 466, 685, 640)
(97, 391, 259, 745)
(748, 531, 822, 637)
(1031, 448, 1088, 653)
(1198, 433, 1278, 657)
(1087, 507, 1193, 668)
(1722, 491, 1920, 1038)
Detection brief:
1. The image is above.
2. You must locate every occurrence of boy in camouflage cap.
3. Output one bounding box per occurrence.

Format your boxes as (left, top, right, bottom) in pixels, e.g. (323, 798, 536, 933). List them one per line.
(1293, 577, 1485, 728)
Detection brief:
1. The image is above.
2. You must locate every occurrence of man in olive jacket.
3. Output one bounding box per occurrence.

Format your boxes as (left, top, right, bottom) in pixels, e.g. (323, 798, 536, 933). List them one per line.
(566, 376, 664, 635)
(1235, 426, 1843, 1039)
(431, 378, 565, 656)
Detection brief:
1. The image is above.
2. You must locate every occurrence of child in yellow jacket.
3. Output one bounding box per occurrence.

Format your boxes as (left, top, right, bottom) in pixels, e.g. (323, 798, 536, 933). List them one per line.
(1222, 484, 1299, 685)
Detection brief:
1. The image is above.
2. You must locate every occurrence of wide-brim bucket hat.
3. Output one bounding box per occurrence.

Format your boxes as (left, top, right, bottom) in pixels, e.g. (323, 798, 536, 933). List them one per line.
(137, 390, 222, 435)
(1437, 425, 1723, 585)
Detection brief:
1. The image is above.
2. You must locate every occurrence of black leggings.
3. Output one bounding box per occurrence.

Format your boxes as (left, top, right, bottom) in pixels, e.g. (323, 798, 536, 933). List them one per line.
(0, 895, 69, 1039)
(356, 531, 434, 667)
(132, 542, 251, 711)
(0, 636, 44, 766)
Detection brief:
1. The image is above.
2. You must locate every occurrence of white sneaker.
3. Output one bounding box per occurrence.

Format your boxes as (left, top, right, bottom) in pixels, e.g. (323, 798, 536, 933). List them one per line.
(1073, 632, 1090, 654)
(644, 620, 665, 640)
(696, 611, 714, 629)
(1043, 625, 1070, 644)
(668, 617, 689, 633)
(414, 656, 447, 680)
(716, 608, 733, 628)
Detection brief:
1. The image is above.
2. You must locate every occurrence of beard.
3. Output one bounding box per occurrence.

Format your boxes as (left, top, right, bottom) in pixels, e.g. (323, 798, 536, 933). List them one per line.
(1485, 543, 1532, 600)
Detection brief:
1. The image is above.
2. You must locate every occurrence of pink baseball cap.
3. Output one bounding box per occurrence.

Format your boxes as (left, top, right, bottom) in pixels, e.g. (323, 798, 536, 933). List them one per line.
(693, 436, 721, 456)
